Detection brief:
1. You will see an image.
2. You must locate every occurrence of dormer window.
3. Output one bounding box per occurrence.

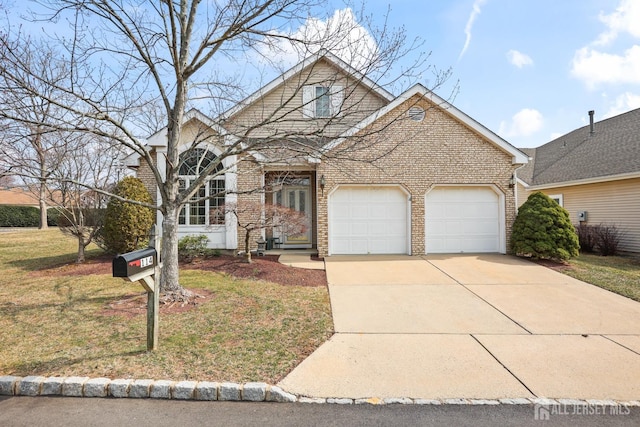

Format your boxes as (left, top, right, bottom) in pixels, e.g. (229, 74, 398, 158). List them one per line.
(302, 84, 343, 118)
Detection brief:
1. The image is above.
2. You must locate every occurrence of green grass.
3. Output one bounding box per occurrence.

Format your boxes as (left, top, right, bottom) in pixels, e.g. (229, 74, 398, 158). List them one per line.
(0, 229, 333, 382)
(561, 253, 640, 302)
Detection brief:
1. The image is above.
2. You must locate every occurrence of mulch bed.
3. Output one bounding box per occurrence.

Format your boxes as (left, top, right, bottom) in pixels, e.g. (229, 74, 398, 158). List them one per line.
(32, 253, 327, 317)
(185, 255, 327, 287)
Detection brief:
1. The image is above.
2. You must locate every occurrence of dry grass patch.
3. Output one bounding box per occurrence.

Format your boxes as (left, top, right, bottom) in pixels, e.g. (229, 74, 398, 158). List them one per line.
(0, 229, 332, 383)
(554, 253, 640, 302)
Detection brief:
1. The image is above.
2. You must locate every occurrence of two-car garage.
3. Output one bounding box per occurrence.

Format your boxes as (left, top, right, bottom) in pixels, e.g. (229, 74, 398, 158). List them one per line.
(328, 185, 504, 255)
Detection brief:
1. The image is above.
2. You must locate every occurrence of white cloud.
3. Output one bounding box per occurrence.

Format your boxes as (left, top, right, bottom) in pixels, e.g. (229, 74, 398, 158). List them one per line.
(506, 50, 533, 68)
(499, 108, 544, 138)
(595, 0, 640, 45)
(257, 8, 378, 70)
(458, 0, 487, 60)
(571, 45, 640, 88)
(572, 1, 640, 88)
(603, 92, 640, 118)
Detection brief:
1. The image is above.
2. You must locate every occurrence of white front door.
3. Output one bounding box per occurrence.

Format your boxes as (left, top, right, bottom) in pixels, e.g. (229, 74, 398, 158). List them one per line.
(275, 186, 312, 246)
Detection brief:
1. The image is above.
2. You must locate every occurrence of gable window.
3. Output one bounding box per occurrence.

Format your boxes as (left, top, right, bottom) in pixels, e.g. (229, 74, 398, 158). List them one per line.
(178, 148, 226, 226)
(302, 84, 343, 118)
(315, 86, 330, 117)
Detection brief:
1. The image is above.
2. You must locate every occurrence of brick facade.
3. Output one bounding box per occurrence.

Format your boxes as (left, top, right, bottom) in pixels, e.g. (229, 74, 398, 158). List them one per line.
(314, 96, 518, 257)
(136, 152, 158, 205)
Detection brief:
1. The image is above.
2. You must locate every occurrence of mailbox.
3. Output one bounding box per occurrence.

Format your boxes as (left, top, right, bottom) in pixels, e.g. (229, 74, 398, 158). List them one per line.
(112, 248, 157, 280)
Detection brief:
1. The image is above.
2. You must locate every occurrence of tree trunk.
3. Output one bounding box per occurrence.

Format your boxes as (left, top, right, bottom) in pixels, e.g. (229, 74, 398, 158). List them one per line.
(244, 230, 252, 263)
(76, 234, 86, 263)
(38, 186, 48, 230)
(159, 206, 191, 301)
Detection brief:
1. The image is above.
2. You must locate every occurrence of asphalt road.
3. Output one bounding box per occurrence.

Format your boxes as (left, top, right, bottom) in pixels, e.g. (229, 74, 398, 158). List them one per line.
(1, 397, 639, 427)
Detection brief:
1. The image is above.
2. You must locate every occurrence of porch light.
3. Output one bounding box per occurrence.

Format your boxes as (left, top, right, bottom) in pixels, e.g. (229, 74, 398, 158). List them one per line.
(509, 175, 515, 188)
(319, 174, 326, 189)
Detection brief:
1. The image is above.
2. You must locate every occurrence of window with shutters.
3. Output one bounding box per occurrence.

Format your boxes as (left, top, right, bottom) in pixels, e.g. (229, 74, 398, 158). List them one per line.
(302, 84, 343, 118)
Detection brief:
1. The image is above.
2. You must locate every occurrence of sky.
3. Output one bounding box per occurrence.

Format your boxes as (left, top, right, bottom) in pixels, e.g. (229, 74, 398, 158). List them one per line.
(348, 0, 640, 148)
(8, 0, 640, 149)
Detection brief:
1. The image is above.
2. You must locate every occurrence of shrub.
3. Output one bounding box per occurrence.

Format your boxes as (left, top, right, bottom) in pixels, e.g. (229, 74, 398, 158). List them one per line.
(576, 223, 626, 256)
(178, 234, 210, 263)
(576, 224, 597, 253)
(593, 224, 625, 256)
(0, 205, 40, 227)
(511, 191, 579, 261)
(101, 177, 154, 254)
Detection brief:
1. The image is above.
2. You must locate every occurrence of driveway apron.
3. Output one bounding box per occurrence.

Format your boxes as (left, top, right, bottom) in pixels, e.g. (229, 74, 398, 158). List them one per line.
(278, 254, 640, 400)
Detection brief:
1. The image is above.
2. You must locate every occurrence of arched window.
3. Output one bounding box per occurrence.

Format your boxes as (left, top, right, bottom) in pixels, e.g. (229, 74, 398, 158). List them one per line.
(178, 148, 225, 226)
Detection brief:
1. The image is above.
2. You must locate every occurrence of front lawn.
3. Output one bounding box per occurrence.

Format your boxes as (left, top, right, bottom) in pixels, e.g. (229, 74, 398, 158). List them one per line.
(0, 229, 332, 383)
(560, 253, 640, 302)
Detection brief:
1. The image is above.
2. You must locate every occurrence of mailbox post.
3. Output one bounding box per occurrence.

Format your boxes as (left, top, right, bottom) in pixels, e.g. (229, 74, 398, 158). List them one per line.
(112, 226, 161, 351)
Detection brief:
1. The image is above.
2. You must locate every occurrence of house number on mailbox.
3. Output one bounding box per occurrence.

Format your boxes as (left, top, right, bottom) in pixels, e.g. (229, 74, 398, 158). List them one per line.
(129, 256, 154, 269)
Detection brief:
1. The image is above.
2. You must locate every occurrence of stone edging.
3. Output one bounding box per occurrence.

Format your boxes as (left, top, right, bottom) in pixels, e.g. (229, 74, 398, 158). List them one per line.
(2, 376, 640, 407)
(0, 376, 295, 402)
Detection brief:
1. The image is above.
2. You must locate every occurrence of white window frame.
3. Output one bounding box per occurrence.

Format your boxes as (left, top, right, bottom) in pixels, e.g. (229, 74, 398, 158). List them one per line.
(178, 176, 226, 226)
(302, 84, 343, 118)
(177, 147, 226, 227)
(548, 194, 564, 207)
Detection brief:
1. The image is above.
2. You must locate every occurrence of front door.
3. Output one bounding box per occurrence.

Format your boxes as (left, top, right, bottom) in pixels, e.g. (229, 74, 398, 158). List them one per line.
(274, 179, 312, 247)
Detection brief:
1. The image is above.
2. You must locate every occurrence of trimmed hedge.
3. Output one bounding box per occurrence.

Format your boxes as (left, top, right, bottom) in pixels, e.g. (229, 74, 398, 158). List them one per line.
(0, 205, 39, 227)
(0, 206, 62, 227)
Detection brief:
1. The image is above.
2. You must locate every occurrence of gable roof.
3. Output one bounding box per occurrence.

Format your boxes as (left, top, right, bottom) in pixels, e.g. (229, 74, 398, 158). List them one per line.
(519, 108, 640, 187)
(221, 50, 395, 120)
(125, 108, 234, 168)
(324, 83, 529, 165)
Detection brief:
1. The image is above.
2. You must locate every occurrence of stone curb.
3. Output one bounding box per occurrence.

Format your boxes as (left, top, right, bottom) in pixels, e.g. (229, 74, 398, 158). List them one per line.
(1, 376, 639, 406)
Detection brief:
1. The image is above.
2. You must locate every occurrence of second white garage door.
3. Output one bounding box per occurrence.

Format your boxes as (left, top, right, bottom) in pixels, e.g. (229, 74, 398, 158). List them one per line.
(329, 186, 408, 255)
(425, 186, 502, 253)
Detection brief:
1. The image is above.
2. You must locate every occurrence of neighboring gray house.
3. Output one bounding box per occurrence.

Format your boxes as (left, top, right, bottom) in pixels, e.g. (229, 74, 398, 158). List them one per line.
(516, 108, 640, 253)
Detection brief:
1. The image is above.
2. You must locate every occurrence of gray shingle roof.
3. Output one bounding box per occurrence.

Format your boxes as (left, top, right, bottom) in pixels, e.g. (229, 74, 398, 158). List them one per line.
(519, 108, 640, 186)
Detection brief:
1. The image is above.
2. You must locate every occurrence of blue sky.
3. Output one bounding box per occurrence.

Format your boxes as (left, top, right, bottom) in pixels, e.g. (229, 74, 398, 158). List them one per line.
(355, 0, 640, 148)
(10, 1, 640, 149)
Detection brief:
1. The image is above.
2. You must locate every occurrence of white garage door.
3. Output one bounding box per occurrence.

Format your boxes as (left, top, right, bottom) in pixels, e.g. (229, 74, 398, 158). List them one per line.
(425, 186, 501, 253)
(329, 186, 408, 255)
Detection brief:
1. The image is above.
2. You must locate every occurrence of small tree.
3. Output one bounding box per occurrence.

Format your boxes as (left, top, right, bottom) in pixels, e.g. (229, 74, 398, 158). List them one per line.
(511, 192, 579, 261)
(101, 177, 154, 254)
(222, 201, 308, 263)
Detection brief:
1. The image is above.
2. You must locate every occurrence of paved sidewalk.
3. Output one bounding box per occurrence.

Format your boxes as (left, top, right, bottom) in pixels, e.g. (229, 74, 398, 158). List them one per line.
(279, 254, 640, 400)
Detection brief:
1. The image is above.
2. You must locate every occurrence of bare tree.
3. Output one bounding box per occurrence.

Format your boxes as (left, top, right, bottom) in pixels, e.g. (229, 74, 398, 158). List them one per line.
(0, 39, 79, 229)
(0, 1, 448, 301)
(53, 136, 120, 263)
(221, 201, 308, 264)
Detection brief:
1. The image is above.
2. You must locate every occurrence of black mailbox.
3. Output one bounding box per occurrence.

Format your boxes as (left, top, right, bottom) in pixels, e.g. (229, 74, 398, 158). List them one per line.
(112, 248, 157, 279)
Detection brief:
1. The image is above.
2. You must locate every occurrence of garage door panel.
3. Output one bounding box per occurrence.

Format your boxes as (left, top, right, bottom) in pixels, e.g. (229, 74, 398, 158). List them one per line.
(330, 186, 408, 255)
(426, 187, 501, 254)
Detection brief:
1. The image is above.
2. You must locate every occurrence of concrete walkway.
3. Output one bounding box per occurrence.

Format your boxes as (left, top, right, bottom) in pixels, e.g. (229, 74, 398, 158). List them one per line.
(278, 254, 640, 400)
(277, 253, 325, 270)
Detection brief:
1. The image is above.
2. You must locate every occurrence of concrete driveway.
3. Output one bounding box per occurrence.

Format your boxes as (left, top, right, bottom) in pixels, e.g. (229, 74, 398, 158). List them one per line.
(279, 254, 640, 400)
